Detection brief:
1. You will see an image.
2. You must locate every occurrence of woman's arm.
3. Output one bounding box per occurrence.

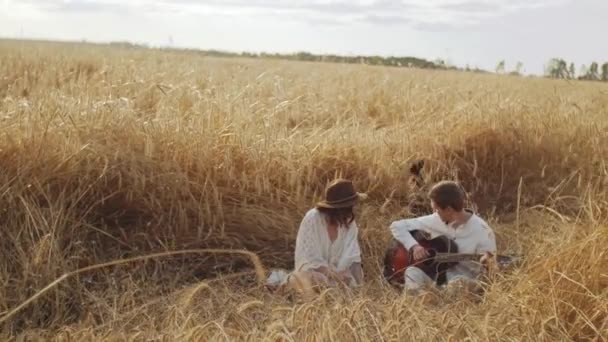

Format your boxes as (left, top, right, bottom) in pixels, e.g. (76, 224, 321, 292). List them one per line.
(294, 209, 329, 272)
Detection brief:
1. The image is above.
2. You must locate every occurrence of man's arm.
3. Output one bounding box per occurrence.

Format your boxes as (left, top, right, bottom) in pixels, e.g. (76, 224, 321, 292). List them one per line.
(477, 224, 498, 272)
(389, 213, 444, 249)
(477, 223, 497, 254)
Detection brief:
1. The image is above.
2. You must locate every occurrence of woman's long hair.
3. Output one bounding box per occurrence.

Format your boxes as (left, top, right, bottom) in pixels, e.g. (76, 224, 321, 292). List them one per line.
(316, 206, 355, 227)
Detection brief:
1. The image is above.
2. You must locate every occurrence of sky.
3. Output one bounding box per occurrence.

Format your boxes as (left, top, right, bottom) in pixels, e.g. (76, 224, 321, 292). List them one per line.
(1, 0, 606, 75)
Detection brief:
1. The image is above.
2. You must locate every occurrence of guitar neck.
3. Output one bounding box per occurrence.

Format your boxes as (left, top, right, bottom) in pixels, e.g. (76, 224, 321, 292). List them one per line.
(433, 253, 483, 263)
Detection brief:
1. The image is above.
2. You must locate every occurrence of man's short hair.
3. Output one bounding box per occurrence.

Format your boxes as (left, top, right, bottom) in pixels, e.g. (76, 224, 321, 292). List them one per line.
(428, 180, 465, 211)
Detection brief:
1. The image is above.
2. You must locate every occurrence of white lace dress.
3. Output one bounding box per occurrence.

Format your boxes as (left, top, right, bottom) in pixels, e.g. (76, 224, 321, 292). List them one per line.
(266, 208, 362, 287)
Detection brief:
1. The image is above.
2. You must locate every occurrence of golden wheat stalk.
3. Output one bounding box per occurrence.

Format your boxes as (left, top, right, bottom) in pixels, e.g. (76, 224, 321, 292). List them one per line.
(0, 248, 266, 325)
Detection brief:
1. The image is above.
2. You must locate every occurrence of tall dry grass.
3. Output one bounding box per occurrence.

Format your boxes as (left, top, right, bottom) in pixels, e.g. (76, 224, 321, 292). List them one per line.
(0, 39, 607, 340)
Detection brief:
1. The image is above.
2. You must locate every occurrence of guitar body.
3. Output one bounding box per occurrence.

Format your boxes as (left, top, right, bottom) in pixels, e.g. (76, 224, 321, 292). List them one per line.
(383, 230, 459, 286)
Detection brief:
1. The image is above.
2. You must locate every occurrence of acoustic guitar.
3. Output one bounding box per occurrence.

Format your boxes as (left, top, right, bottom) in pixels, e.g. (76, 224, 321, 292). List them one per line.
(383, 230, 519, 286)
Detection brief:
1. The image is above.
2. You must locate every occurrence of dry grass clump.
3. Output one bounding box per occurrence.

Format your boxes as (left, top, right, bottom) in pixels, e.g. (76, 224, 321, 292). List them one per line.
(0, 39, 607, 340)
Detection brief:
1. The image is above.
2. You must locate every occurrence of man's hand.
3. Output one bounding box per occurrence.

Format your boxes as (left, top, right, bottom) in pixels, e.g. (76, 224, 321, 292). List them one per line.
(479, 252, 495, 270)
(412, 245, 429, 261)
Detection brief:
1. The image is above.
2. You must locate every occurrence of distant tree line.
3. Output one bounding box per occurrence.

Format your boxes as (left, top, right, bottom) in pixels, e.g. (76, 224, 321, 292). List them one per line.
(542, 58, 608, 81)
(157, 46, 490, 73)
(256, 51, 441, 70)
(103, 40, 489, 73)
(194, 49, 489, 72)
(494, 60, 525, 76)
(493, 58, 608, 82)
(106, 41, 606, 81)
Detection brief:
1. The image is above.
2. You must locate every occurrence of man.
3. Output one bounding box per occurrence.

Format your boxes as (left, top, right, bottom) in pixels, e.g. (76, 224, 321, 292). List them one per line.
(388, 180, 496, 294)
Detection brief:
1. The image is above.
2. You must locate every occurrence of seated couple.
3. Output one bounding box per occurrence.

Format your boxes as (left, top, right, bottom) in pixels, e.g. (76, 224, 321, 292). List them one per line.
(267, 178, 497, 296)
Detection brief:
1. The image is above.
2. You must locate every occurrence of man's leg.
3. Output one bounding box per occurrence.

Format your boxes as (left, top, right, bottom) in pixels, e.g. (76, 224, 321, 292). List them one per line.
(404, 266, 434, 294)
(444, 274, 484, 298)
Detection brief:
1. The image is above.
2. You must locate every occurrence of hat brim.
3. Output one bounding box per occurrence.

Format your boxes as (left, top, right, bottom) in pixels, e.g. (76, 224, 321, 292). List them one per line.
(316, 192, 367, 209)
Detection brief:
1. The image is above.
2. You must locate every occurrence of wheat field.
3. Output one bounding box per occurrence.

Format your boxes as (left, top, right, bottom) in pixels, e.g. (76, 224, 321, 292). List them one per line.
(0, 39, 607, 341)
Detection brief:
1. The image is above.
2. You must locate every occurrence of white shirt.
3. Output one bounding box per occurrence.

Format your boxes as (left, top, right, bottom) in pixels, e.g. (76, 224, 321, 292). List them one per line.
(389, 210, 496, 280)
(294, 208, 362, 273)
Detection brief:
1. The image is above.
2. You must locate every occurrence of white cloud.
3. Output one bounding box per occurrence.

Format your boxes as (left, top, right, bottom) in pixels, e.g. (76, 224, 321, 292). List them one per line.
(5, 0, 570, 29)
(160, 0, 571, 29)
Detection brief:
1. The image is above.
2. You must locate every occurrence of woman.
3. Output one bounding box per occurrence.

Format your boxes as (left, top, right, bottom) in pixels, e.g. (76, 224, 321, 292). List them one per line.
(285, 178, 366, 295)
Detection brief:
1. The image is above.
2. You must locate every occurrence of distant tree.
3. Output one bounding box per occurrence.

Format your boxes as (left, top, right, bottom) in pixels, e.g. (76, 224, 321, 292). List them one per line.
(577, 62, 603, 81)
(579, 64, 588, 79)
(569, 63, 576, 79)
(295, 52, 316, 62)
(558, 60, 567, 78)
(515, 61, 524, 74)
(545, 58, 567, 78)
(589, 62, 600, 80)
(496, 60, 505, 74)
(435, 59, 447, 68)
(545, 59, 557, 78)
(602, 63, 608, 81)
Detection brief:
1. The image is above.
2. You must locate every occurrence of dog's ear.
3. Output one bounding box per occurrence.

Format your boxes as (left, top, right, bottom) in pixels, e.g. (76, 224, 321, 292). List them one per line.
(407, 160, 432, 216)
(409, 159, 424, 177)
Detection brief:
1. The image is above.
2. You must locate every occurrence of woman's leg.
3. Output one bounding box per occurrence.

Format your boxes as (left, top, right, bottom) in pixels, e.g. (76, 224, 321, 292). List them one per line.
(349, 263, 364, 286)
(287, 270, 334, 297)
